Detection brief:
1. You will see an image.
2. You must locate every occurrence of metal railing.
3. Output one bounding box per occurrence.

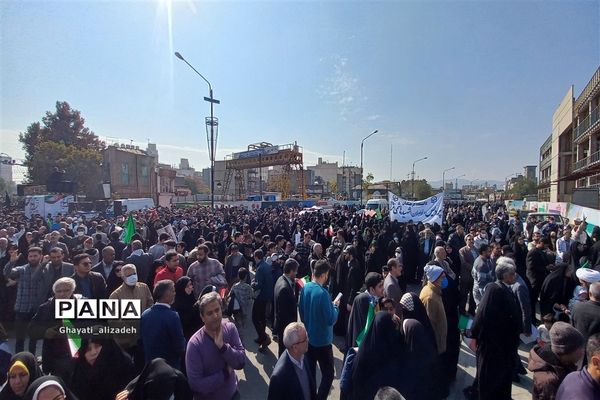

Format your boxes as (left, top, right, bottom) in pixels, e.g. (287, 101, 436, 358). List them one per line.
(574, 105, 600, 140)
(574, 157, 589, 171)
(591, 150, 600, 165)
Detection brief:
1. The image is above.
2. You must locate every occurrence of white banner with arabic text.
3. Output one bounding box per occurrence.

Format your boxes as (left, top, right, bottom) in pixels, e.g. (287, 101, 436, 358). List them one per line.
(388, 192, 444, 225)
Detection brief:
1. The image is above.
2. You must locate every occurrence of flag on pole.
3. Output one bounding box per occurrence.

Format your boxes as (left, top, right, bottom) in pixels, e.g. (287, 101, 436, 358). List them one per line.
(296, 275, 311, 289)
(122, 214, 136, 244)
(375, 208, 382, 220)
(63, 319, 81, 357)
(355, 301, 375, 347)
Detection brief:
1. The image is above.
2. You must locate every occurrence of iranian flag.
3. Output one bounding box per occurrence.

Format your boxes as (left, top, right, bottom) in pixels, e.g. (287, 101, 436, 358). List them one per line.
(355, 301, 375, 347)
(63, 319, 81, 357)
(327, 225, 334, 237)
(296, 275, 311, 289)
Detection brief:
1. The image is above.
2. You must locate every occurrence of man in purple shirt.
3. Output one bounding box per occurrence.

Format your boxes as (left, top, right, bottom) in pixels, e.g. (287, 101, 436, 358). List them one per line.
(556, 332, 600, 400)
(186, 291, 246, 400)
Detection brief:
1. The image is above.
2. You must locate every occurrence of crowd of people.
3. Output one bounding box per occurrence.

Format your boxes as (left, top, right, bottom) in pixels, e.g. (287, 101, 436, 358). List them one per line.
(0, 201, 599, 400)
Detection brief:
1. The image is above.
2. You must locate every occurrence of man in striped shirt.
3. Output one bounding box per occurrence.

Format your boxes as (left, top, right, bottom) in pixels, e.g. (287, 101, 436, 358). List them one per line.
(4, 246, 52, 353)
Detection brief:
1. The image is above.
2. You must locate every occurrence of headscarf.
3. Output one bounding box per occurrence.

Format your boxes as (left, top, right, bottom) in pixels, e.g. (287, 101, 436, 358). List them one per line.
(352, 312, 402, 385)
(23, 376, 78, 400)
(539, 263, 576, 316)
(0, 352, 43, 400)
(70, 337, 133, 400)
(172, 276, 202, 339)
(173, 276, 195, 310)
(399, 292, 438, 352)
(126, 358, 192, 400)
(400, 318, 440, 400)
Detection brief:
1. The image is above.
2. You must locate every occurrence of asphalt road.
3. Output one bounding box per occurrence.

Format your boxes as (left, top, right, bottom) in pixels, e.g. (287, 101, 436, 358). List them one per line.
(234, 318, 535, 399)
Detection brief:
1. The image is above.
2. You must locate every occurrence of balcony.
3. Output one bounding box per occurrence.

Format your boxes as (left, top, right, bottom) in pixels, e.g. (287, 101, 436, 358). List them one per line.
(540, 156, 552, 170)
(574, 105, 600, 141)
(541, 135, 552, 152)
(538, 176, 551, 188)
(574, 157, 589, 171)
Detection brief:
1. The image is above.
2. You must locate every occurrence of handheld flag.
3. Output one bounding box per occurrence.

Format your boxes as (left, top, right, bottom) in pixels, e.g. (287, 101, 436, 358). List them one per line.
(63, 319, 81, 357)
(296, 275, 311, 289)
(375, 208, 382, 220)
(122, 214, 136, 244)
(355, 301, 375, 347)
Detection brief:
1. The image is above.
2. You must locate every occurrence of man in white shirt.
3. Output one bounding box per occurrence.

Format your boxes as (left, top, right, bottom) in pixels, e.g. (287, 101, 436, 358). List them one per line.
(556, 228, 573, 263)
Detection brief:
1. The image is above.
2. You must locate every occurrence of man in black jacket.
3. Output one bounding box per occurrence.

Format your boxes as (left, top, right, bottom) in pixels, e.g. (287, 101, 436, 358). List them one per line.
(91, 245, 121, 296)
(471, 258, 522, 400)
(268, 322, 316, 400)
(125, 240, 153, 285)
(274, 259, 299, 356)
(526, 237, 553, 320)
(71, 253, 106, 299)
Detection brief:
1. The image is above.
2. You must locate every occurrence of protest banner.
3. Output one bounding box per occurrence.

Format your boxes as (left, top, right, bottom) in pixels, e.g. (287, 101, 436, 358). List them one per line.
(388, 192, 444, 224)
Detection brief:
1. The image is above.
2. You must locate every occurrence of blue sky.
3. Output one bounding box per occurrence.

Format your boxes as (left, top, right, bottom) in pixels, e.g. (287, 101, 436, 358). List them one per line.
(1, 0, 599, 184)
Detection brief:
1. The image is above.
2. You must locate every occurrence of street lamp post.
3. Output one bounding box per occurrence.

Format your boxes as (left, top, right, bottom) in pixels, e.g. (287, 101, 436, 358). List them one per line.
(360, 130, 378, 205)
(442, 167, 455, 192)
(175, 51, 220, 208)
(454, 174, 466, 190)
(411, 157, 428, 199)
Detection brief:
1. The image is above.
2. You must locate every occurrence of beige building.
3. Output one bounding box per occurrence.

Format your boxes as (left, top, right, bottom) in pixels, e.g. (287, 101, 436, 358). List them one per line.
(538, 86, 577, 203)
(547, 66, 600, 206)
(571, 67, 600, 188)
(307, 158, 362, 198)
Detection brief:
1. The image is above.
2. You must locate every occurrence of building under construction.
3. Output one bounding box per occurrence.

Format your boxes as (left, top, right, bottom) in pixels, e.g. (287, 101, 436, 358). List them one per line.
(221, 142, 306, 200)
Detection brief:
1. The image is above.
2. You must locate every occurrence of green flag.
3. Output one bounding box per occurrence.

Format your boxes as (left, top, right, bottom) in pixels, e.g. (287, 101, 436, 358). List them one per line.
(122, 214, 136, 244)
(375, 207, 382, 220)
(355, 302, 375, 347)
(63, 319, 81, 357)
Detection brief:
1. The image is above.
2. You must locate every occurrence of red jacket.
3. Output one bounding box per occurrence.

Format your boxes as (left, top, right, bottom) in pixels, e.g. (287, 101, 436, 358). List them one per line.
(154, 266, 183, 285)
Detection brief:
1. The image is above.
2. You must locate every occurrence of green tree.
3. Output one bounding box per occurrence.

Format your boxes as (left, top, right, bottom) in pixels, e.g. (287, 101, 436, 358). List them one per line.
(508, 177, 537, 199)
(183, 177, 199, 195)
(19, 101, 105, 193)
(28, 142, 103, 193)
(362, 172, 374, 197)
(414, 180, 433, 199)
(399, 179, 432, 199)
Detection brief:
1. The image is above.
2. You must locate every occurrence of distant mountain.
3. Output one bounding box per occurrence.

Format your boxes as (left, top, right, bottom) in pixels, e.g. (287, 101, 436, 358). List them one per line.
(427, 179, 506, 190)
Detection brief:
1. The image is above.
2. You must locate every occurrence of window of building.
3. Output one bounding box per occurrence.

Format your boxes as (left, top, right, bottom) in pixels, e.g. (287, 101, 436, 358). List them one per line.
(141, 165, 148, 185)
(122, 163, 129, 185)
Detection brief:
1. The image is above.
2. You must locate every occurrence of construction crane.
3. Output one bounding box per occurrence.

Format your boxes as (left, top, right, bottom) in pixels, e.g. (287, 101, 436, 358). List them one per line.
(222, 142, 306, 200)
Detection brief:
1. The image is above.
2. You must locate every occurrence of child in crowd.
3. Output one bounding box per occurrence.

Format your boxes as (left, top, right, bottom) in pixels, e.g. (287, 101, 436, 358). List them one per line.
(568, 285, 588, 313)
(537, 313, 555, 346)
(229, 267, 254, 338)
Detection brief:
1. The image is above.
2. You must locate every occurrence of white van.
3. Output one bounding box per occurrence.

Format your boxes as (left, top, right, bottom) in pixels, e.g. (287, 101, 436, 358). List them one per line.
(365, 198, 388, 211)
(107, 198, 155, 216)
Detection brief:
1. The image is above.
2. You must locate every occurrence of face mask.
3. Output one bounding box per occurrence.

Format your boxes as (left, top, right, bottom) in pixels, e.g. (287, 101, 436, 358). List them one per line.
(495, 238, 501, 242)
(441, 277, 449, 289)
(77, 231, 84, 237)
(125, 274, 138, 286)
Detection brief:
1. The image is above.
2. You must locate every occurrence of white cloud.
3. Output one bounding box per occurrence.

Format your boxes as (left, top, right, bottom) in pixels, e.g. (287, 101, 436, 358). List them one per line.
(366, 114, 380, 121)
